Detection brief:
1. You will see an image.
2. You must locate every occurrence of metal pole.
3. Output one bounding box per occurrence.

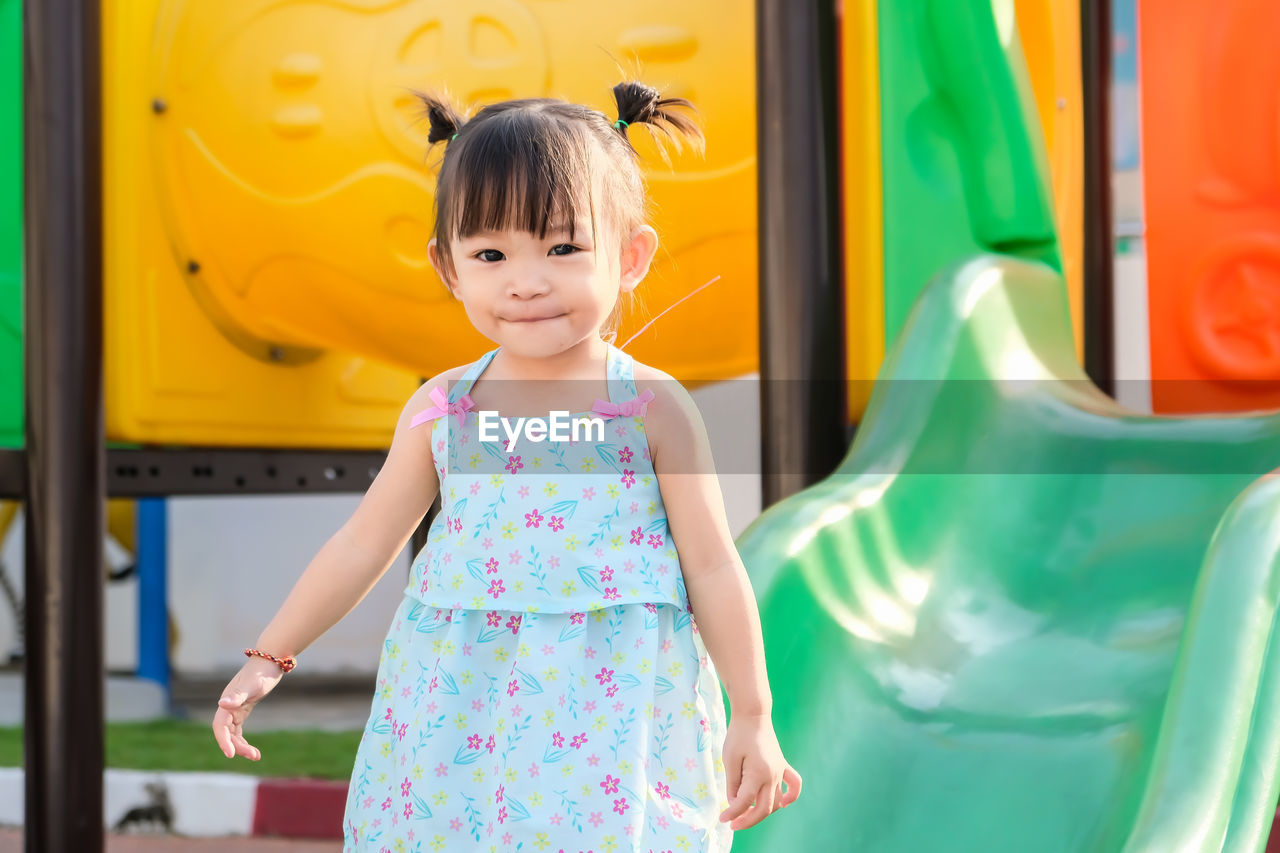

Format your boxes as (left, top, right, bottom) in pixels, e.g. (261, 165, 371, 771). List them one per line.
(1082, 0, 1115, 394)
(756, 0, 847, 506)
(137, 498, 169, 691)
(22, 0, 105, 847)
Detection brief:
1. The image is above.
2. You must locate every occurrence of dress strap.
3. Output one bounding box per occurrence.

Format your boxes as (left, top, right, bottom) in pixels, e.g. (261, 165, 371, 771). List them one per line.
(453, 348, 500, 403)
(605, 343, 638, 404)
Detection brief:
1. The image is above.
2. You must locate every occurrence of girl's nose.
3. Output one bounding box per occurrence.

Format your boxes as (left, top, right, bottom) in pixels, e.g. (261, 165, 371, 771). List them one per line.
(504, 263, 551, 298)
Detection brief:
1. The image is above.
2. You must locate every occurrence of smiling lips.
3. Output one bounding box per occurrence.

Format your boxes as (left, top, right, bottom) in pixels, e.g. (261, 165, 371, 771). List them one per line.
(504, 313, 565, 323)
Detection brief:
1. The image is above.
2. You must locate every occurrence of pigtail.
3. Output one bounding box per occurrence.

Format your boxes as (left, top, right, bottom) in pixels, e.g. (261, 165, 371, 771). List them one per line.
(413, 89, 467, 145)
(611, 81, 705, 159)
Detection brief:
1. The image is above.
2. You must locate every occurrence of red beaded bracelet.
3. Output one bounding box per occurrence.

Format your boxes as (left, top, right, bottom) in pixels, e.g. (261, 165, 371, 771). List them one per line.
(244, 647, 297, 673)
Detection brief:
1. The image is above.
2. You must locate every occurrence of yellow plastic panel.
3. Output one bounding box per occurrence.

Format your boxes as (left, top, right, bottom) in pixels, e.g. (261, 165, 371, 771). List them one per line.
(1014, 0, 1084, 359)
(840, 0, 883, 422)
(105, 0, 756, 450)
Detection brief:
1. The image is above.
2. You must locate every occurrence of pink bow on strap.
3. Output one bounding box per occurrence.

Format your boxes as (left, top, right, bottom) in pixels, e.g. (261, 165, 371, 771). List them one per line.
(410, 386, 475, 429)
(591, 388, 656, 419)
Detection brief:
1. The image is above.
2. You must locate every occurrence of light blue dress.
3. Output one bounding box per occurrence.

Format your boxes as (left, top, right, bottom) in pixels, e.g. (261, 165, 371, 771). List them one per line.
(343, 343, 732, 852)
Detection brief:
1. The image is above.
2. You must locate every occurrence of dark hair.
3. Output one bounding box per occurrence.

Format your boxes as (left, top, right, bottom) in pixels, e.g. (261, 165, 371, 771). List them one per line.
(415, 82, 704, 337)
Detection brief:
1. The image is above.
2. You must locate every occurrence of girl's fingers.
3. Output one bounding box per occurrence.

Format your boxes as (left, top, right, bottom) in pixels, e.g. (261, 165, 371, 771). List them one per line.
(230, 731, 260, 761)
(772, 782, 783, 810)
(781, 765, 803, 805)
(730, 780, 774, 830)
(719, 772, 760, 823)
(211, 712, 235, 759)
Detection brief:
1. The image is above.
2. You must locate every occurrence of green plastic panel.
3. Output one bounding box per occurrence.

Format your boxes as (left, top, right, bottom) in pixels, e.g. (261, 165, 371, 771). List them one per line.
(878, 0, 1061, 345)
(0, 0, 20, 448)
(732, 256, 1280, 852)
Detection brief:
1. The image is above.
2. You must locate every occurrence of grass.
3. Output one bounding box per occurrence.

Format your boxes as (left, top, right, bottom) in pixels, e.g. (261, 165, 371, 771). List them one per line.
(0, 719, 362, 781)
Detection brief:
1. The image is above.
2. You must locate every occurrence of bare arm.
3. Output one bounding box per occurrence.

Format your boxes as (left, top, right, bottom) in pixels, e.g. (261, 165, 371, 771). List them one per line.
(644, 376, 772, 718)
(252, 372, 455, 658)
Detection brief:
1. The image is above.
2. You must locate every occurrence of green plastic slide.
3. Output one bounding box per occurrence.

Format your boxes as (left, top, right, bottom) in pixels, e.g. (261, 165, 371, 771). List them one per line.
(731, 256, 1280, 852)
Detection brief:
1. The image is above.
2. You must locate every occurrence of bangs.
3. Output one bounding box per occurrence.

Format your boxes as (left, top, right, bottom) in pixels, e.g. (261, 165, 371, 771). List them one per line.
(440, 111, 595, 245)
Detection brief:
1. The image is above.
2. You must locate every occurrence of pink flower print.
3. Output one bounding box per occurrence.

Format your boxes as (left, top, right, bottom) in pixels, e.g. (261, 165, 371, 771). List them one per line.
(603, 587, 620, 601)
(621, 469, 636, 489)
(601, 774, 621, 795)
(619, 446, 634, 463)
(584, 700, 597, 713)
(586, 753, 600, 767)
(600, 566, 614, 581)
(630, 526, 644, 545)
(497, 805, 508, 824)
(401, 778, 412, 797)
(470, 482, 481, 495)
(582, 487, 595, 500)
(629, 502, 639, 514)
(482, 537, 493, 549)
(525, 508, 543, 528)
(384, 708, 393, 721)
(571, 732, 588, 749)
(486, 735, 496, 753)
(434, 762, 448, 777)
(419, 579, 429, 595)
(614, 423, 627, 438)
(518, 485, 530, 498)
(613, 797, 630, 816)
(594, 547, 604, 558)
(643, 602, 657, 613)
(467, 733, 483, 750)
(428, 676, 438, 693)
(506, 614, 522, 634)
(700, 718, 711, 733)
(496, 784, 505, 803)
(508, 550, 522, 565)
(397, 722, 408, 740)
(570, 612, 585, 625)
(435, 440, 445, 455)
(486, 611, 501, 627)
(589, 811, 604, 827)
(595, 667, 614, 685)
(643, 446, 652, 460)
(649, 533, 664, 549)
(450, 517, 462, 533)
(362, 797, 374, 809)
(450, 818, 461, 830)
(505, 455, 523, 474)
(583, 645, 596, 659)
(547, 555, 560, 568)
(541, 644, 555, 655)
(381, 797, 393, 811)
(507, 679, 520, 697)
(549, 515, 565, 532)
(606, 684, 619, 698)
(529, 762, 540, 777)
(655, 781, 671, 800)
(552, 731, 565, 748)
(549, 813, 563, 826)
(488, 579, 506, 598)
(486, 557, 500, 574)
(404, 802, 413, 819)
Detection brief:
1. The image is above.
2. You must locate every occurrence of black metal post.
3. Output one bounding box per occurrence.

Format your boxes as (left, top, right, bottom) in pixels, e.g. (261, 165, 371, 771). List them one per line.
(1082, 0, 1115, 394)
(23, 0, 105, 848)
(756, 0, 847, 506)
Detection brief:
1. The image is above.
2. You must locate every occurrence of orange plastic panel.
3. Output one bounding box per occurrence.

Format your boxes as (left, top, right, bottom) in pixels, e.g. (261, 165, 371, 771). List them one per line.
(1140, 0, 1280, 413)
(840, 0, 883, 422)
(104, 0, 757, 451)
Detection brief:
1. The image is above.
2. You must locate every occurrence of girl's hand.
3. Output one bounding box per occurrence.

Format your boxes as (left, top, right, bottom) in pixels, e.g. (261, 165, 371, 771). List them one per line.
(718, 713, 802, 830)
(211, 657, 286, 761)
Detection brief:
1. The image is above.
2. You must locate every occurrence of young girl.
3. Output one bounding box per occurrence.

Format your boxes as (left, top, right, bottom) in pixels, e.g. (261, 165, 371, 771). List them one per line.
(212, 81, 801, 851)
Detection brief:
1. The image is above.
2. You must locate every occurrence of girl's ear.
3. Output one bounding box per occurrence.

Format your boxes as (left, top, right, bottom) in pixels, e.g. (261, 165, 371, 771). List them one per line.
(428, 238, 457, 296)
(619, 225, 659, 293)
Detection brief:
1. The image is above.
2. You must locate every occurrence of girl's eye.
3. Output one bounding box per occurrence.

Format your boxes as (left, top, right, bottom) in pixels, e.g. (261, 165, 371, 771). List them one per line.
(549, 244, 580, 256)
(476, 249, 504, 262)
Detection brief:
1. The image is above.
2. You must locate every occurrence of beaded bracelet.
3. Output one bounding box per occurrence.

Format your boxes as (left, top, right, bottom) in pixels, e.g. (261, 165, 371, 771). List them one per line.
(244, 647, 297, 673)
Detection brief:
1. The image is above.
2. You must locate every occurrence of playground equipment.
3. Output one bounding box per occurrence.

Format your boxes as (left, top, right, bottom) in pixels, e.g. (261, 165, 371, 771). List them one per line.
(733, 255, 1280, 852)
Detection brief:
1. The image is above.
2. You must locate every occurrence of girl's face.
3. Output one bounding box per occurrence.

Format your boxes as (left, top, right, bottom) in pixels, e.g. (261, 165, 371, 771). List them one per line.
(429, 209, 658, 359)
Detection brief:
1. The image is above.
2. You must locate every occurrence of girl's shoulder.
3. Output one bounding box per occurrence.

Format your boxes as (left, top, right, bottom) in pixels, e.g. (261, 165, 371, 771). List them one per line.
(398, 362, 474, 433)
(629, 360, 706, 470)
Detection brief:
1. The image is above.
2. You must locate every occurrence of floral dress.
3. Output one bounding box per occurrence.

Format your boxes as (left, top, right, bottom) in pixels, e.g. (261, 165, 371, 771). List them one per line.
(343, 343, 732, 853)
